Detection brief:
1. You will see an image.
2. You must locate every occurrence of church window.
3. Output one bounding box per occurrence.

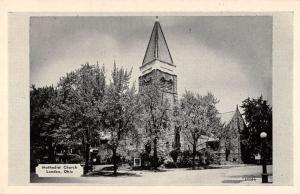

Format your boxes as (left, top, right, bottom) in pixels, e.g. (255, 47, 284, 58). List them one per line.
(175, 128, 180, 148)
(166, 142, 170, 149)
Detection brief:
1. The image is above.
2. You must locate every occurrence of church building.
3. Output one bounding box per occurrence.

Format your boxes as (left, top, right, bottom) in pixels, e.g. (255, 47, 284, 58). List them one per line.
(138, 17, 247, 164)
(139, 17, 178, 106)
(217, 106, 247, 163)
(138, 17, 179, 156)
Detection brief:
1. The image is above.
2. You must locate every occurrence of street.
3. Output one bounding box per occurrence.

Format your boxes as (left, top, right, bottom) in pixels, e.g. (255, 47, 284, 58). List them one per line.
(31, 165, 272, 185)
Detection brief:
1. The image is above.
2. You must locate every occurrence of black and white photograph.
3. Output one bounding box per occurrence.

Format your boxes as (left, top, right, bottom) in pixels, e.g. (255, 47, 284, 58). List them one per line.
(27, 15, 276, 185)
(2, 5, 297, 190)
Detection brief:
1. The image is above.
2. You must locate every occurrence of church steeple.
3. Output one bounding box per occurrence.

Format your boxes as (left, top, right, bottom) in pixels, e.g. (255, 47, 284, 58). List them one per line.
(142, 17, 174, 67)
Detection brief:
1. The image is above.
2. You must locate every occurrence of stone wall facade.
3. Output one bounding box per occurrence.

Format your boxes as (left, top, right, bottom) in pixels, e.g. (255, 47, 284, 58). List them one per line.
(138, 68, 178, 159)
(218, 107, 246, 164)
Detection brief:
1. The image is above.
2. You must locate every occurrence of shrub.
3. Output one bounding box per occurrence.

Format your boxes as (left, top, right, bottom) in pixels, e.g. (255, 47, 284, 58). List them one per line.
(165, 161, 177, 168)
(163, 157, 175, 168)
(169, 149, 181, 163)
(139, 152, 166, 169)
(157, 156, 165, 167)
(68, 154, 85, 164)
(177, 150, 193, 168)
(203, 149, 221, 165)
(140, 152, 151, 169)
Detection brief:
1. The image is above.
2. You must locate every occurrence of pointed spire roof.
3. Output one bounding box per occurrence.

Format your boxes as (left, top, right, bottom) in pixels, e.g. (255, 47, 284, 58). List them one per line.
(235, 104, 242, 117)
(142, 18, 174, 66)
(218, 106, 244, 126)
(218, 111, 235, 125)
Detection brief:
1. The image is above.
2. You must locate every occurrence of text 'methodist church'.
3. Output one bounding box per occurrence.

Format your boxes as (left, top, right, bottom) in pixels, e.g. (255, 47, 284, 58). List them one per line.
(136, 18, 247, 164)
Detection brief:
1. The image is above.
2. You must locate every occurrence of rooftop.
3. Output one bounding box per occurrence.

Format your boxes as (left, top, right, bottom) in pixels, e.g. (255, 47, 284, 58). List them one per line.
(217, 111, 235, 125)
(142, 19, 173, 67)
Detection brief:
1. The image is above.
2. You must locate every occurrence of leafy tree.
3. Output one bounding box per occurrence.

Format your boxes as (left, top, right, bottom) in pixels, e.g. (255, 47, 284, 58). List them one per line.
(30, 85, 54, 147)
(30, 85, 60, 165)
(222, 130, 237, 160)
(101, 64, 141, 175)
(56, 63, 106, 173)
(139, 79, 172, 169)
(241, 95, 272, 163)
(40, 92, 66, 163)
(179, 90, 221, 169)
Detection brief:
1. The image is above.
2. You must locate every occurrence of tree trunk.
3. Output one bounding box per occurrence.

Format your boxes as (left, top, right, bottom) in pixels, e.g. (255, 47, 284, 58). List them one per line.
(225, 149, 230, 161)
(84, 129, 90, 174)
(192, 143, 196, 169)
(112, 148, 117, 175)
(48, 138, 55, 163)
(85, 143, 90, 173)
(153, 138, 158, 170)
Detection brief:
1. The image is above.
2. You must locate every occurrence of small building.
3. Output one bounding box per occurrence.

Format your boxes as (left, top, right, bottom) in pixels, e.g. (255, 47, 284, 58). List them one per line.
(217, 106, 247, 163)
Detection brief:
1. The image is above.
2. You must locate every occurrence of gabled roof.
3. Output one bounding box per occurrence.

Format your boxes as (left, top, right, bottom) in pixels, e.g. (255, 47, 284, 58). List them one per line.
(142, 19, 174, 66)
(218, 111, 235, 126)
(199, 135, 219, 142)
(218, 106, 245, 126)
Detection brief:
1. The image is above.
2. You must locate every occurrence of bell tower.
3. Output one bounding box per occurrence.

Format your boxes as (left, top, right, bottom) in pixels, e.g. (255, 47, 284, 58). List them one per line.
(139, 17, 177, 106)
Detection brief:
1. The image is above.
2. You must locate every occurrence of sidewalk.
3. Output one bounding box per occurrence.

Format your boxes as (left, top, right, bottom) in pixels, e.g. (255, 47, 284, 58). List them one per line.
(31, 165, 273, 185)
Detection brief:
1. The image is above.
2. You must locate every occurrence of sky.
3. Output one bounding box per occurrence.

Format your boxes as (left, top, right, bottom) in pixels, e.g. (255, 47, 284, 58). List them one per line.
(30, 16, 272, 113)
